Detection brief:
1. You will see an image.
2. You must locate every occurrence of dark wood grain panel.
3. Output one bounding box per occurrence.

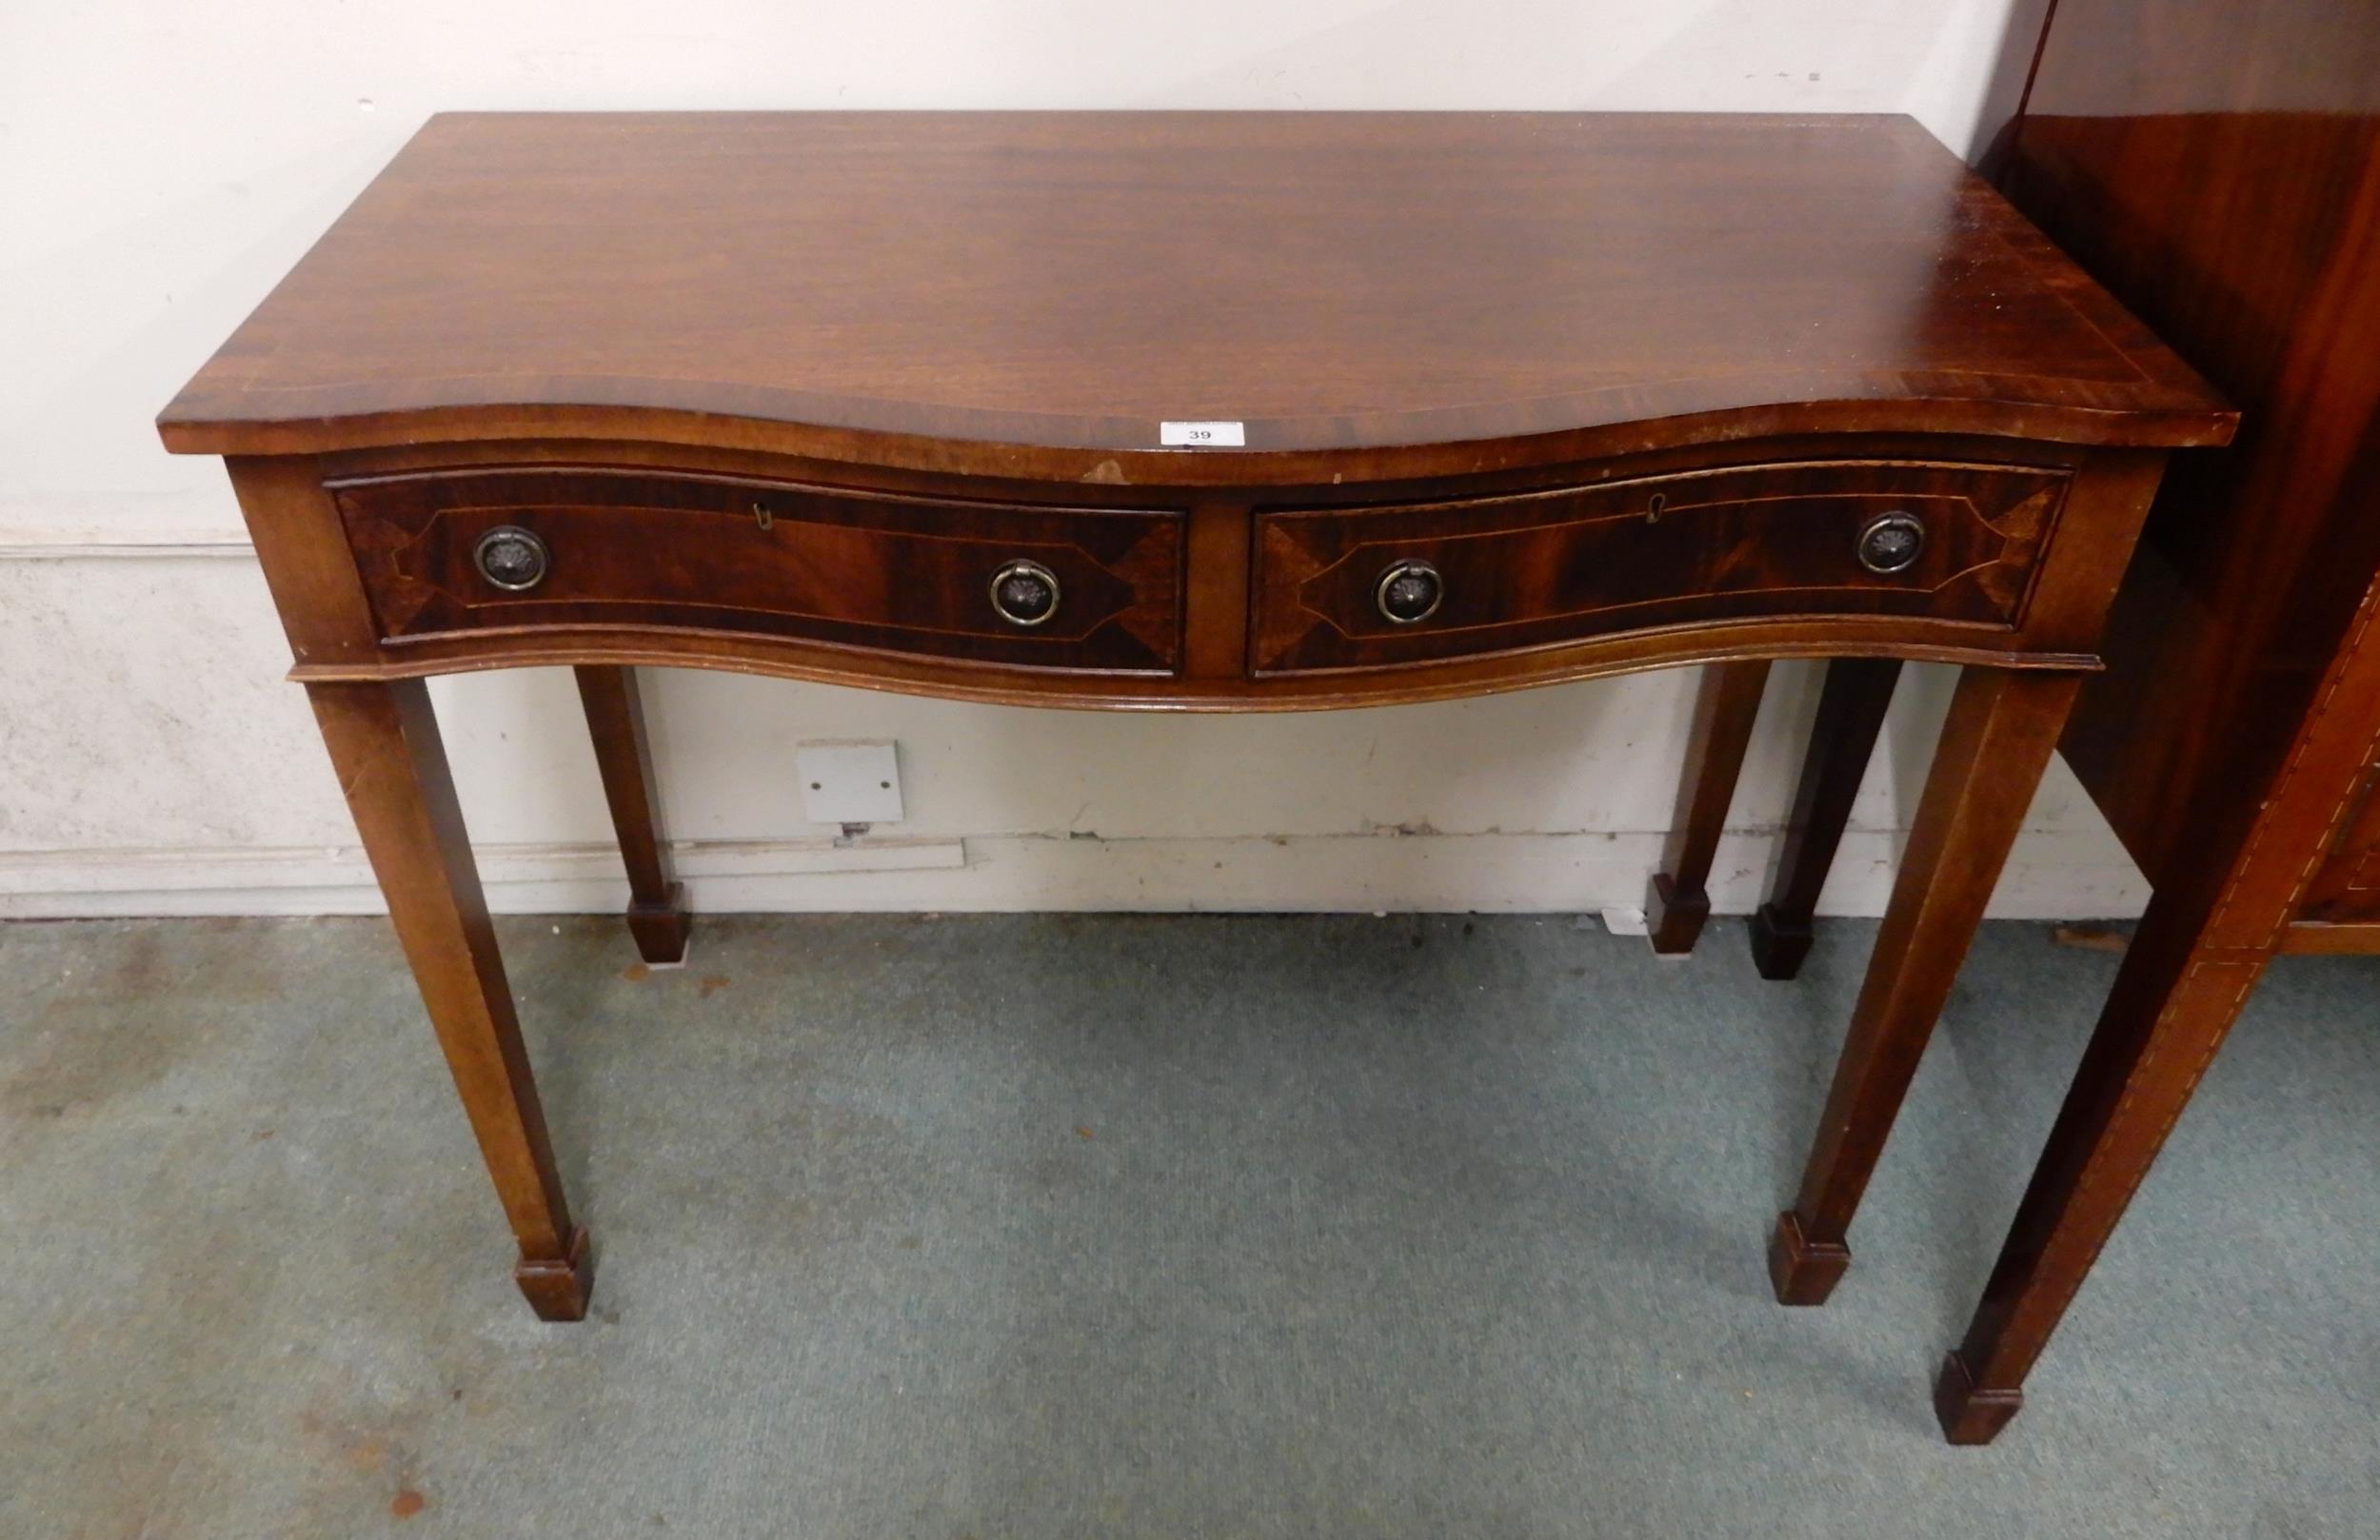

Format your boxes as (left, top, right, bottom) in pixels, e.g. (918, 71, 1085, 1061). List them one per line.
(2006, 9, 2380, 883)
(1253, 461, 2066, 674)
(158, 113, 2231, 479)
(332, 468, 1183, 674)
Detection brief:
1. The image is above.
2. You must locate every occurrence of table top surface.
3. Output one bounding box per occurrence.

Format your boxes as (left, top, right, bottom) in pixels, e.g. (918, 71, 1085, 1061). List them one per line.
(159, 111, 2231, 472)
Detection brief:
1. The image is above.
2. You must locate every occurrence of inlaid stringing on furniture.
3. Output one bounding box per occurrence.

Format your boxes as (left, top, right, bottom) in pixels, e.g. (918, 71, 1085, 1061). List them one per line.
(159, 111, 2232, 1442)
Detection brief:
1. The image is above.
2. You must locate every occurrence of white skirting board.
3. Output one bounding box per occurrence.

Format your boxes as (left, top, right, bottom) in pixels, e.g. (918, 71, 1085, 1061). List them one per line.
(0, 828, 2151, 920)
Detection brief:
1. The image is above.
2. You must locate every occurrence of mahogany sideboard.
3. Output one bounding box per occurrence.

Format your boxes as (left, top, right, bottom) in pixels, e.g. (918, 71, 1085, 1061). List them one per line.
(1660, 0, 2380, 1443)
(157, 112, 2231, 1437)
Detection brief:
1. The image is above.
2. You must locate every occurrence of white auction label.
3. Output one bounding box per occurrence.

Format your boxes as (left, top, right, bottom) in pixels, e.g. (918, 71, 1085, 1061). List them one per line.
(1160, 421, 1245, 447)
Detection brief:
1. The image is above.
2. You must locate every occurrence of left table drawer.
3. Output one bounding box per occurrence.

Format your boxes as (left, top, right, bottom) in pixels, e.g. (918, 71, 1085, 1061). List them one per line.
(330, 468, 1185, 674)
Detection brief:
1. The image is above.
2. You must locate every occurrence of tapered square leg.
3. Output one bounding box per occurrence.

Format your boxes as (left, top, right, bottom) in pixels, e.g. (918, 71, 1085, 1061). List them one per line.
(309, 680, 591, 1319)
(1750, 658, 1902, 980)
(1767, 1209, 1852, 1305)
(1648, 660, 1772, 954)
(626, 882, 691, 965)
(576, 665, 691, 964)
(514, 1224, 596, 1321)
(1745, 904, 1815, 980)
(1643, 872, 1711, 953)
(1934, 1351, 2023, 1444)
(1935, 877, 2270, 1440)
(1775, 668, 2079, 1299)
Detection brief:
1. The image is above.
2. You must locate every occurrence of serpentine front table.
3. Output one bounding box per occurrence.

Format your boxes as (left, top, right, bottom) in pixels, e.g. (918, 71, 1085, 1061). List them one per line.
(157, 111, 2231, 1438)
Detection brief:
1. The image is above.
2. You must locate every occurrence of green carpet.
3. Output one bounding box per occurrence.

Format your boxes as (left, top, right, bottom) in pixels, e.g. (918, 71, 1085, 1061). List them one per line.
(1, 914, 2371, 1537)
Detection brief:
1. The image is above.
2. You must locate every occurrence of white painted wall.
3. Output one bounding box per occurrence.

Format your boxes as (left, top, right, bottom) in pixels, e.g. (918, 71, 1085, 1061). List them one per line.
(1, 0, 2132, 921)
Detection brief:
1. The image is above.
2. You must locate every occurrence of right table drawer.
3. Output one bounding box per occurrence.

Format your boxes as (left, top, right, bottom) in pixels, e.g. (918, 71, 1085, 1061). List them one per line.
(1252, 459, 2071, 675)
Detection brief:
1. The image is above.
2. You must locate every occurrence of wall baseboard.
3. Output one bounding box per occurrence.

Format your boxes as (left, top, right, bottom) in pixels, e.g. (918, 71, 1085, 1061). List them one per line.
(0, 827, 2148, 920)
(0, 836, 964, 918)
(0, 530, 254, 560)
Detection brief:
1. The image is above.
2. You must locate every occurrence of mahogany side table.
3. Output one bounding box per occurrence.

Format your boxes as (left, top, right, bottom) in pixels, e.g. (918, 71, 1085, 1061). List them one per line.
(157, 112, 2231, 1432)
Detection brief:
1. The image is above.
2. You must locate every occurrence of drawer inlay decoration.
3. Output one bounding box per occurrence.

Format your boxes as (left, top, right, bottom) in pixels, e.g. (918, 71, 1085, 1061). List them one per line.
(1252, 460, 2069, 674)
(333, 468, 1185, 674)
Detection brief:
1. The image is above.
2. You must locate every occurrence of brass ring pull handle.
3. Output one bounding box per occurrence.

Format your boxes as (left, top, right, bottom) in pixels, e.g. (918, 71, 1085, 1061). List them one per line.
(1375, 559, 1444, 624)
(989, 560, 1061, 627)
(1855, 513, 1925, 575)
(473, 525, 550, 591)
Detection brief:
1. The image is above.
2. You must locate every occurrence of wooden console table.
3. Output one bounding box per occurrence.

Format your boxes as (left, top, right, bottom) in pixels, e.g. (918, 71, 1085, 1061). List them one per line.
(158, 112, 2231, 1434)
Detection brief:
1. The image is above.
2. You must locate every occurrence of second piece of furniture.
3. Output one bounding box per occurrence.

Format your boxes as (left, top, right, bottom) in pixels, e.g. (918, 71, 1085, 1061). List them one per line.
(1658, 0, 2380, 1442)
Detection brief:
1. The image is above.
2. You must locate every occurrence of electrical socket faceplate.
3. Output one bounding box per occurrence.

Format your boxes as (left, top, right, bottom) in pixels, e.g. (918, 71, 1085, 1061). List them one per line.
(795, 740, 904, 825)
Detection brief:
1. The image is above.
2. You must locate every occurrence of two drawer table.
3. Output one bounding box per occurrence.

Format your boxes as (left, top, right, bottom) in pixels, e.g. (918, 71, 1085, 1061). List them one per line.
(159, 111, 2233, 1437)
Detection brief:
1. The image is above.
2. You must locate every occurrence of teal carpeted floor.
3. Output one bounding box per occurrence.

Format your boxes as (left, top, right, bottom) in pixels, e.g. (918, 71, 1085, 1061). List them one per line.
(1, 914, 2372, 1537)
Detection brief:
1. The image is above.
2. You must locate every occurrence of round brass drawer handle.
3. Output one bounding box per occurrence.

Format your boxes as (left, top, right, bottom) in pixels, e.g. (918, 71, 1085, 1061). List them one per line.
(1856, 512, 1925, 575)
(473, 524, 550, 592)
(1375, 559, 1444, 624)
(989, 560, 1061, 627)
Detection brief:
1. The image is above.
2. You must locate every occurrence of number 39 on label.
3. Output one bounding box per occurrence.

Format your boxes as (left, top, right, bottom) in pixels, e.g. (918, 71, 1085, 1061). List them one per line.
(1160, 421, 1246, 447)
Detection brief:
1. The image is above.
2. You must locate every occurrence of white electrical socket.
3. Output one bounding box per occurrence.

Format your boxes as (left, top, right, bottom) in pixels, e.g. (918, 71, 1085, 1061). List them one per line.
(1598, 905, 1651, 938)
(795, 740, 903, 825)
